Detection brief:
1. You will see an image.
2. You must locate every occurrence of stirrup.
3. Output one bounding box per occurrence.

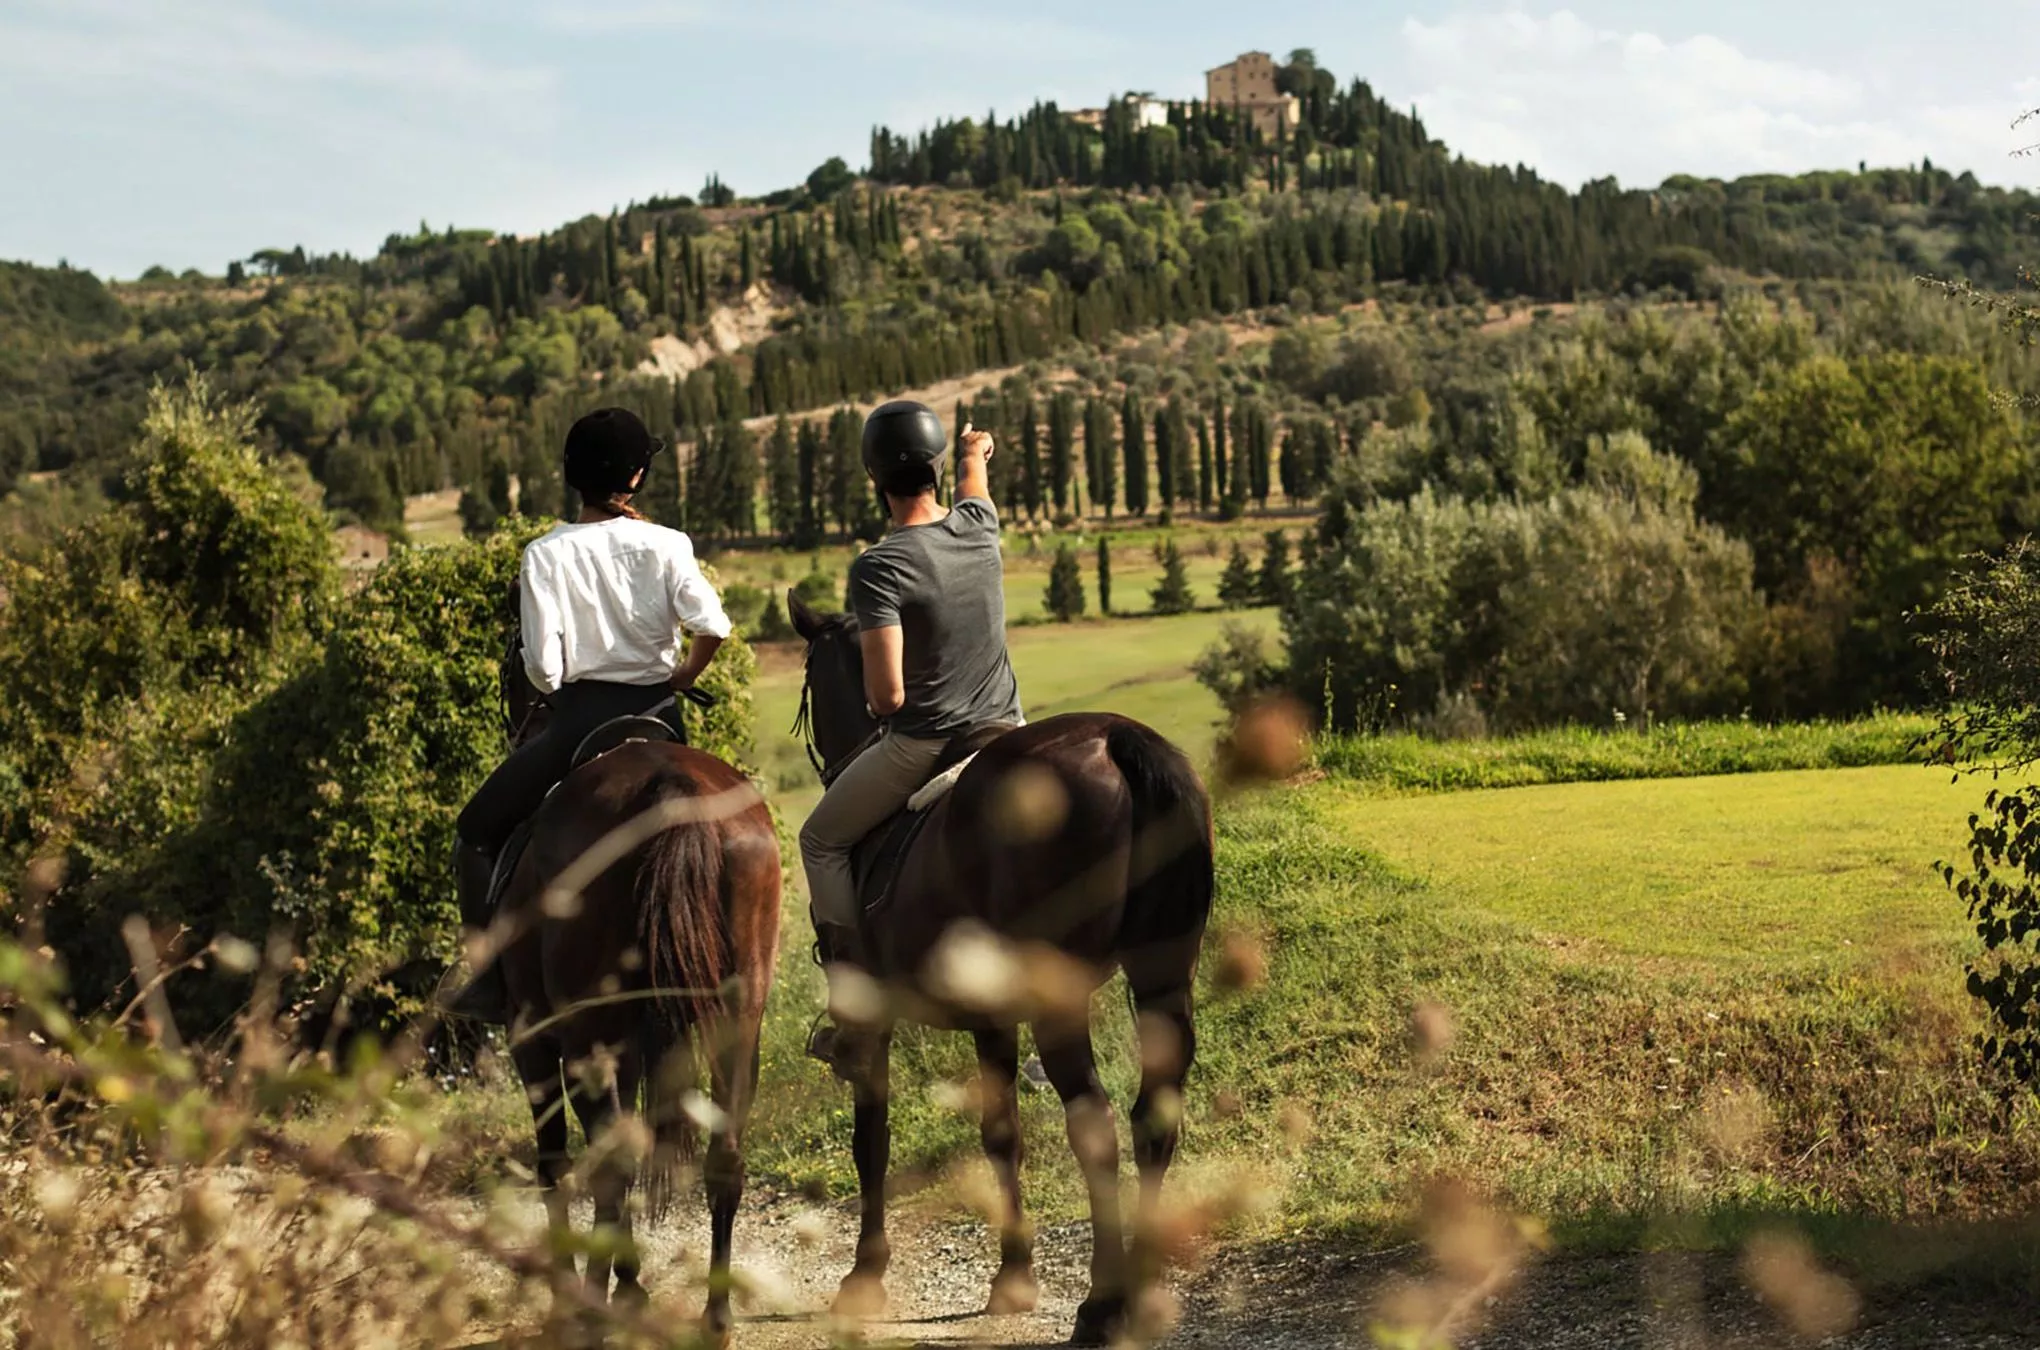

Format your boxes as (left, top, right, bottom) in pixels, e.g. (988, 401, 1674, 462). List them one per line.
(805, 1013, 865, 1084)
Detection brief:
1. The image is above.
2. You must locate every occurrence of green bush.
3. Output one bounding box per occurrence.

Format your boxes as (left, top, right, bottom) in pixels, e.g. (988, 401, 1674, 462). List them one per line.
(118, 528, 757, 1005)
(3, 383, 755, 1016)
(1044, 543, 1086, 621)
(1284, 437, 1758, 732)
(1927, 540, 2040, 1088)
(1316, 715, 1932, 794)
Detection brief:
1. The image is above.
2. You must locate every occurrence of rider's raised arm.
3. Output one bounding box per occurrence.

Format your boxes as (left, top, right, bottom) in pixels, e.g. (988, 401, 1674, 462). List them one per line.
(955, 422, 993, 506)
(518, 548, 566, 694)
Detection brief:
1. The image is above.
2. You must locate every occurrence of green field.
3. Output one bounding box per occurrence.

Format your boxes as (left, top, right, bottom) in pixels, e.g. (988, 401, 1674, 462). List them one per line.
(710, 518, 1295, 624)
(1332, 765, 1975, 969)
(723, 758, 2040, 1293)
(750, 605, 1273, 802)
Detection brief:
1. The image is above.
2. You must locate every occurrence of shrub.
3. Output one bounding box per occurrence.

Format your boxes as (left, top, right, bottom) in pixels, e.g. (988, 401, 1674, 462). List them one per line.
(1257, 530, 1292, 607)
(1194, 621, 1285, 715)
(1284, 438, 1758, 732)
(1045, 542, 1086, 621)
(4, 383, 756, 1017)
(1217, 541, 1258, 609)
(106, 531, 756, 1008)
(1150, 537, 1195, 615)
(1927, 540, 2040, 1088)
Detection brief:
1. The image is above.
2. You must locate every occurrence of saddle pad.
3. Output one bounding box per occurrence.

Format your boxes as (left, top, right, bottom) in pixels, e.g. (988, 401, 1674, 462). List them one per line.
(907, 754, 977, 811)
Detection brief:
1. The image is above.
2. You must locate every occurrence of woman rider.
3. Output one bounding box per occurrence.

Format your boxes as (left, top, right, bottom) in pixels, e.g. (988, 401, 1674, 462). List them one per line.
(444, 406, 732, 1023)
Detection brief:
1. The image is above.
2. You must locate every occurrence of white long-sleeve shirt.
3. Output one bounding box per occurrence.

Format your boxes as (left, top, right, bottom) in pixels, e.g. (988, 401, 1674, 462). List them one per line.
(518, 517, 732, 694)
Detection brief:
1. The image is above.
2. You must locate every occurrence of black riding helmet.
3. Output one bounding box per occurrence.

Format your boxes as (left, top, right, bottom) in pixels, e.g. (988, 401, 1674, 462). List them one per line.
(564, 407, 665, 500)
(861, 400, 948, 496)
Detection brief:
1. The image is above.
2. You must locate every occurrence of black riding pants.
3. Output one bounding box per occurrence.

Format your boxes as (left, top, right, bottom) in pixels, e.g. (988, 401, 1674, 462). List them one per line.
(456, 679, 683, 856)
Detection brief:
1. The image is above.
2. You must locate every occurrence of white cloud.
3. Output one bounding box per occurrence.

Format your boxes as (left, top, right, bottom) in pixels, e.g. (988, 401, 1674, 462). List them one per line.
(0, 0, 556, 130)
(1397, 8, 2030, 187)
(539, 0, 1120, 63)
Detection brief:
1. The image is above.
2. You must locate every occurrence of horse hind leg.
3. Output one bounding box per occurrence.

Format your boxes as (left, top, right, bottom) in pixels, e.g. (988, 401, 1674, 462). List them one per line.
(973, 1026, 1037, 1315)
(1126, 950, 1198, 1297)
(1037, 1022, 1127, 1347)
(513, 1041, 575, 1280)
(704, 1011, 762, 1345)
(567, 1051, 641, 1305)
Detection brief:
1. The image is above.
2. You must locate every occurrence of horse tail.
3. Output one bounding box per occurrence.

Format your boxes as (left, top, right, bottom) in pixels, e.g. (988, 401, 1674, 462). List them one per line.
(1106, 719, 1215, 972)
(631, 766, 731, 1222)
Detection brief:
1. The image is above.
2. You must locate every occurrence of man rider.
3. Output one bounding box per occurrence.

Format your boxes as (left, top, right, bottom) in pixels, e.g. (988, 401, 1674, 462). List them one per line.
(445, 406, 731, 1023)
(798, 401, 1023, 1002)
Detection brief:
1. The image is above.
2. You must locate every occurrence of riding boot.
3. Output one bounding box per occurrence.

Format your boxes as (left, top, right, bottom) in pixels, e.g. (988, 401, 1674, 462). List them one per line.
(807, 921, 873, 1080)
(442, 841, 509, 1024)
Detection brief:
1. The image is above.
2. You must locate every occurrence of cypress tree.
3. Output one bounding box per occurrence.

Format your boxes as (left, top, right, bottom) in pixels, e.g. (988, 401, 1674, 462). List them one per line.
(1097, 537, 1113, 614)
(1170, 399, 1198, 506)
(650, 220, 669, 317)
(1084, 396, 1117, 519)
(766, 414, 800, 541)
(1196, 414, 1214, 512)
(741, 228, 757, 289)
(1152, 405, 1174, 512)
(705, 418, 754, 539)
(1250, 403, 1274, 508)
(1048, 393, 1075, 515)
(1212, 396, 1228, 507)
(1019, 397, 1043, 520)
(825, 406, 862, 536)
(1121, 389, 1148, 517)
(796, 419, 821, 547)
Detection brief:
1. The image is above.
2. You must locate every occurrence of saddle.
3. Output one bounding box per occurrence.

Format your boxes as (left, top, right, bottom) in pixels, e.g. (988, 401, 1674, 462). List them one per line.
(483, 714, 686, 910)
(847, 722, 1019, 938)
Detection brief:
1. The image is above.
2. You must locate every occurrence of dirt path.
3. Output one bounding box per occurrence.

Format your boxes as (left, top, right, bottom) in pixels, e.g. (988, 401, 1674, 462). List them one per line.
(463, 1187, 2040, 1349)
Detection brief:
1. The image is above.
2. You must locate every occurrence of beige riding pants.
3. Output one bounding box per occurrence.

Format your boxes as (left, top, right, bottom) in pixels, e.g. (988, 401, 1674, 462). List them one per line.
(799, 731, 947, 928)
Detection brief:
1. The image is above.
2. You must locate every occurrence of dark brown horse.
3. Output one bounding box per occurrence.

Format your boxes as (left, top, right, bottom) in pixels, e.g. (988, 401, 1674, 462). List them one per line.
(788, 593, 1214, 1346)
(492, 637, 781, 1342)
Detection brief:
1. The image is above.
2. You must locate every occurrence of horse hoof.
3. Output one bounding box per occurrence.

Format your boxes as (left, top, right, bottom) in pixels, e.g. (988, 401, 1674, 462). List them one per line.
(1070, 1295, 1125, 1347)
(987, 1269, 1040, 1315)
(832, 1271, 889, 1320)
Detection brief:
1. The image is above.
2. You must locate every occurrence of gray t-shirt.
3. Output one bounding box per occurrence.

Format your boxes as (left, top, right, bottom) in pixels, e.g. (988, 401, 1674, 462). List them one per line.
(848, 496, 1023, 740)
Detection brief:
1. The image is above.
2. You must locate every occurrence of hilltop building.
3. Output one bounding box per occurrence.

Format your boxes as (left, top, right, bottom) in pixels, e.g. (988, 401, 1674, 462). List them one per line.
(1205, 51, 1301, 138)
(1067, 93, 1172, 131)
(1065, 52, 1302, 139)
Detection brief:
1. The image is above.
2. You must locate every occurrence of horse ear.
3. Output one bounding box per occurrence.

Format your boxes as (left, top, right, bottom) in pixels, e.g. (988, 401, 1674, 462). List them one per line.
(788, 590, 823, 642)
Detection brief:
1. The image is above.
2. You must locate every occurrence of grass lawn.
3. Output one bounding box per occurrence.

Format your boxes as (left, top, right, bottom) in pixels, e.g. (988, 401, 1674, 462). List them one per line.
(732, 761, 2040, 1293)
(1329, 764, 1977, 969)
(698, 517, 1295, 622)
(749, 606, 1272, 802)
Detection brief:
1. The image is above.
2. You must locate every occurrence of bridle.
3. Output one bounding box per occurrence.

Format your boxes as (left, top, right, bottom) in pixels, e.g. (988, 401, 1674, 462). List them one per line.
(792, 627, 878, 789)
(499, 629, 551, 747)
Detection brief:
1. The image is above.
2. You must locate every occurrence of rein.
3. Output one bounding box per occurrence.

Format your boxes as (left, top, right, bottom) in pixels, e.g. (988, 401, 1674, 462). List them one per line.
(500, 630, 551, 746)
(792, 637, 878, 788)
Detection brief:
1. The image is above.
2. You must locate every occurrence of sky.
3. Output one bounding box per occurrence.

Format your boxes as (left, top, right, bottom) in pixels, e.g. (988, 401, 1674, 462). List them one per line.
(4, 0, 2038, 279)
